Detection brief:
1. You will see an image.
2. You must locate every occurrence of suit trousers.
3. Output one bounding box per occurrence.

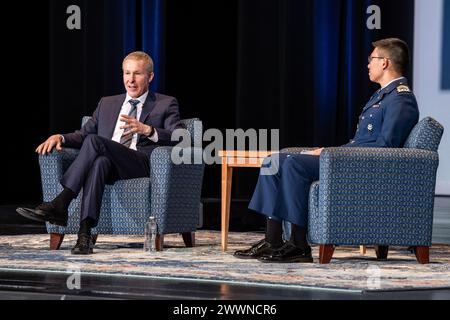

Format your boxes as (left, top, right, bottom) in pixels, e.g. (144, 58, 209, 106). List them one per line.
(60, 134, 150, 226)
(248, 153, 320, 228)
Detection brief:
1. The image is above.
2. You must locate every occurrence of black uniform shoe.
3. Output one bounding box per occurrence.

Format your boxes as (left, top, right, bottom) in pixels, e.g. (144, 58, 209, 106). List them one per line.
(71, 233, 94, 255)
(257, 242, 313, 263)
(234, 239, 281, 259)
(16, 203, 68, 227)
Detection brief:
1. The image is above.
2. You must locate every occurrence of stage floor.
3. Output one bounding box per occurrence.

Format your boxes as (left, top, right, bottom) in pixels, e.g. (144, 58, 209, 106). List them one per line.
(0, 197, 449, 300)
(0, 269, 449, 300)
(0, 231, 449, 300)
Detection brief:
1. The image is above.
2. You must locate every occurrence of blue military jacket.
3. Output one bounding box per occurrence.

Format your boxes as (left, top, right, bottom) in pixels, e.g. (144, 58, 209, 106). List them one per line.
(343, 77, 419, 148)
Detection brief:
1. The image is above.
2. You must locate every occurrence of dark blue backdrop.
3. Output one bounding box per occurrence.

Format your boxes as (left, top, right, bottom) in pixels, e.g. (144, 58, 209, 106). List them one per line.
(3, 0, 416, 204)
(234, 0, 414, 150)
(119, 0, 164, 92)
(231, 0, 414, 197)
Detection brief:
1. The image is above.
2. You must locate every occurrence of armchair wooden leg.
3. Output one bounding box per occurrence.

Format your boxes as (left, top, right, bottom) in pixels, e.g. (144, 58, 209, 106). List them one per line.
(182, 232, 195, 248)
(319, 245, 335, 264)
(375, 245, 389, 260)
(414, 246, 430, 264)
(155, 234, 164, 251)
(91, 235, 98, 245)
(50, 233, 65, 250)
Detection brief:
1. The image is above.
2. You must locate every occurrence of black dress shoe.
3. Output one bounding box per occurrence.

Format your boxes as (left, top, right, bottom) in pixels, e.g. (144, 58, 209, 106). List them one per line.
(16, 203, 68, 227)
(234, 239, 281, 259)
(258, 242, 313, 263)
(71, 233, 94, 255)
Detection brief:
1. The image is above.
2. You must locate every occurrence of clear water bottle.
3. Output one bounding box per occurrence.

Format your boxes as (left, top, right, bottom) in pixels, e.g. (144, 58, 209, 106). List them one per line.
(144, 216, 157, 253)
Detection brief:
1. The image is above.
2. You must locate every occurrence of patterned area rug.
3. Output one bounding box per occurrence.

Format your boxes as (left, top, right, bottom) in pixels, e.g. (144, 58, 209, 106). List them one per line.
(0, 230, 449, 292)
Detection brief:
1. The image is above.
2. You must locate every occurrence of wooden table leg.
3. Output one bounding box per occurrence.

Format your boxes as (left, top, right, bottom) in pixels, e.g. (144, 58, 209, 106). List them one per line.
(221, 157, 233, 252)
(360, 245, 367, 255)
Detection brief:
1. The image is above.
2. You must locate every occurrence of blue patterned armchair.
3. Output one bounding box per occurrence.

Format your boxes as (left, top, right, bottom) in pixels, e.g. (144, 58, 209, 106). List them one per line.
(40, 118, 205, 251)
(282, 117, 444, 264)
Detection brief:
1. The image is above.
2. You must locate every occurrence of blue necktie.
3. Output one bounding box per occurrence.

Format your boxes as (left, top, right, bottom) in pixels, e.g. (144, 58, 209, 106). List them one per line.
(120, 99, 140, 148)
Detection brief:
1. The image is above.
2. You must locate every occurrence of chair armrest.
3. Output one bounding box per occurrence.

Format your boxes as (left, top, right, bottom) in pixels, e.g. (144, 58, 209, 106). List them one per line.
(320, 147, 439, 181)
(319, 147, 439, 200)
(280, 147, 317, 154)
(149, 146, 205, 234)
(38, 148, 80, 201)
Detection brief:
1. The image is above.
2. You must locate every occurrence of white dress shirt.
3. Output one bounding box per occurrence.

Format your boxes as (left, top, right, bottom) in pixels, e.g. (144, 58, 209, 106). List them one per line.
(111, 92, 158, 150)
(60, 92, 158, 148)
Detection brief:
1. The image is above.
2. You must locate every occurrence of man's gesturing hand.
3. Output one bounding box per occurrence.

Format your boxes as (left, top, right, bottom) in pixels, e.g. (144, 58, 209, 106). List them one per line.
(36, 134, 63, 155)
(120, 115, 153, 138)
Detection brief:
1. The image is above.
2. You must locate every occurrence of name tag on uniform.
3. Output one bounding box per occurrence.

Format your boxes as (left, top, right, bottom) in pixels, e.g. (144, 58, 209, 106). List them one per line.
(372, 104, 380, 108)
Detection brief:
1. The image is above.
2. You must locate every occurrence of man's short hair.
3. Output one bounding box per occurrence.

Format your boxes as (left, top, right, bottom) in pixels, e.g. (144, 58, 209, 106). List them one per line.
(372, 38, 410, 75)
(123, 51, 154, 74)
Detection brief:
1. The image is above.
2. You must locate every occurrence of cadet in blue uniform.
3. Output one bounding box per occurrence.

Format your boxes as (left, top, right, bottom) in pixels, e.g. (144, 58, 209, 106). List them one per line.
(235, 38, 419, 263)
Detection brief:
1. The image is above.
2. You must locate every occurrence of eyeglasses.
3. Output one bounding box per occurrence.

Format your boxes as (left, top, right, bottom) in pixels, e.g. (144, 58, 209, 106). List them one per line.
(368, 56, 390, 63)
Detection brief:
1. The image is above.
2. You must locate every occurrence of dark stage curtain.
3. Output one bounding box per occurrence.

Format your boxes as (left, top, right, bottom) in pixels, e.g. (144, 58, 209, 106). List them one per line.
(235, 0, 414, 149)
(232, 0, 414, 198)
(2, 0, 165, 204)
(48, 0, 165, 135)
(3, 0, 415, 204)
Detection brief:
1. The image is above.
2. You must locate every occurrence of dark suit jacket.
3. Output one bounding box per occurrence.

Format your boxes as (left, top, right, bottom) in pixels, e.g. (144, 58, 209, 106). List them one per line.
(62, 91, 185, 156)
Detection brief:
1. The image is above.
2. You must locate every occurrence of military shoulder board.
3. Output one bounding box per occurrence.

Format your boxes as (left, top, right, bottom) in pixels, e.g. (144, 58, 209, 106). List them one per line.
(396, 85, 411, 93)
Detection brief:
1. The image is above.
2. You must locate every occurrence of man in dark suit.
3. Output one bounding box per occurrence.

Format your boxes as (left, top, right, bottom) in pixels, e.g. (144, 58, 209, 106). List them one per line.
(234, 38, 419, 263)
(17, 51, 183, 254)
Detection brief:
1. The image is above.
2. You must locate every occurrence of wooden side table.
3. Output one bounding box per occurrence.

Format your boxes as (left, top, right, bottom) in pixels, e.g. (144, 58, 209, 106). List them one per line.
(218, 150, 276, 251)
(218, 150, 367, 254)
